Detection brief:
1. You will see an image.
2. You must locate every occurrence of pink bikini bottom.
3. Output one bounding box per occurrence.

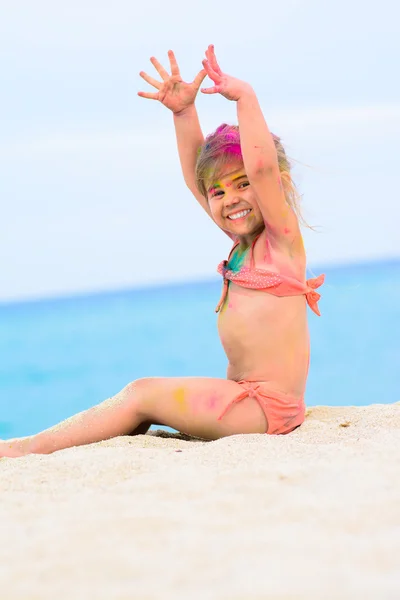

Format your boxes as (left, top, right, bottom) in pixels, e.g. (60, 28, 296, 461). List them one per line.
(218, 380, 306, 435)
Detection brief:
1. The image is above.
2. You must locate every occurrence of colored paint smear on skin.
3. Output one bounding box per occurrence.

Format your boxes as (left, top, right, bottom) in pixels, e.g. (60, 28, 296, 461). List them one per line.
(227, 246, 247, 273)
(173, 387, 187, 412)
(219, 287, 229, 313)
(281, 205, 290, 220)
(205, 393, 220, 410)
(221, 293, 236, 313)
(292, 235, 305, 254)
(208, 183, 221, 195)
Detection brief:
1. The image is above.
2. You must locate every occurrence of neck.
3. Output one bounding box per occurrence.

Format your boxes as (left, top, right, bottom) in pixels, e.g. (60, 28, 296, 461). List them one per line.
(236, 223, 265, 249)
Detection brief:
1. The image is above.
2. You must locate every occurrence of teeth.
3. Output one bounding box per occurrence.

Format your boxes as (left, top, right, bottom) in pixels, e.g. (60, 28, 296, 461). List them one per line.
(228, 209, 251, 220)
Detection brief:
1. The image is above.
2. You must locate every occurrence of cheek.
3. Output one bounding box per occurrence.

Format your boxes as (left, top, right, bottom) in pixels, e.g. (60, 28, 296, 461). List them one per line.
(249, 198, 263, 218)
(247, 190, 258, 206)
(209, 201, 223, 220)
(207, 199, 215, 215)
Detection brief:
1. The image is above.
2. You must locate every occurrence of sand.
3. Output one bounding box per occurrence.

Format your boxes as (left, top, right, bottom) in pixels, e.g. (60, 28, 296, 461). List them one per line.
(1, 403, 399, 600)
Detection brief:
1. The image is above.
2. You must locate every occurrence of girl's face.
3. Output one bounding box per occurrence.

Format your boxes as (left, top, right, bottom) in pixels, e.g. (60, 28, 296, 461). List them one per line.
(207, 167, 265, 244)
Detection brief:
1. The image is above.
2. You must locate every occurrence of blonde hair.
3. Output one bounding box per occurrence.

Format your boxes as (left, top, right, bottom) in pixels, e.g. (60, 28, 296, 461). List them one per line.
(195, 123, 311, 229)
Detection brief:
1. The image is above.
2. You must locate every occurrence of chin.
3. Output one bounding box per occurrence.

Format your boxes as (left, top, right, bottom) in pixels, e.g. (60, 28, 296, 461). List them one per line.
(229, 221, 264, 235)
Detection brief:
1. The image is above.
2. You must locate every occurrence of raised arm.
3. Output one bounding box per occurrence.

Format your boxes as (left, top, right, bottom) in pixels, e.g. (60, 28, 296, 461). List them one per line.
(201, 45, 301, 245)
(236, 90, 300, 241)
(138, 50, 230, 232)
(173, 104, 213, 219)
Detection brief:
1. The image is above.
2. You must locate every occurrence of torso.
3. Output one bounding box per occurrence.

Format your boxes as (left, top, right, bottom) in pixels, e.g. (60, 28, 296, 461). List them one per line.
(217, 228, 310, 397)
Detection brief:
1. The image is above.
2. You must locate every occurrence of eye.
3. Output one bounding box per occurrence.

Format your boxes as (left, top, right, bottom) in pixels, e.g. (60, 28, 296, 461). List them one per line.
(212, 190, 224, 197)
(239, 181, 250, 189)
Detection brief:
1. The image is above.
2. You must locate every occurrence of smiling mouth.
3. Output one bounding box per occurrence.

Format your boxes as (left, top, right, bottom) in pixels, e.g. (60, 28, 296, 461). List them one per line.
(227, 209, 252, 220)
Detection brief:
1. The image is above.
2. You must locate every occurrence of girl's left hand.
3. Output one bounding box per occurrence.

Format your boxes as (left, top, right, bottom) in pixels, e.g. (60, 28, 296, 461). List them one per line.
(201, 45, 252, 101)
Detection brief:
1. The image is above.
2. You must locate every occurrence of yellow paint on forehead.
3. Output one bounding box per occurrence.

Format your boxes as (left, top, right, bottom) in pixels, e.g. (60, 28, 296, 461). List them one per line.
(173, 387, 187, 411)
(209, 169, 247, 192)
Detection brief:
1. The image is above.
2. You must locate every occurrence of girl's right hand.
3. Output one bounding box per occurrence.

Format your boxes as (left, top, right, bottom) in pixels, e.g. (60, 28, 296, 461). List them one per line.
(138, 51, 206, 114)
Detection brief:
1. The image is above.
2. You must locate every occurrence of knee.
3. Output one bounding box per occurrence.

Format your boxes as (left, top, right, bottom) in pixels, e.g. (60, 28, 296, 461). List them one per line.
(123, 377, 152, 393)
(123, 377, 156, 414)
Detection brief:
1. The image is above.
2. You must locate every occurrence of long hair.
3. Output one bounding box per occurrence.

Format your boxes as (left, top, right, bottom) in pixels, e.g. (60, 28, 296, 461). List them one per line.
(195, 123, 311, 228)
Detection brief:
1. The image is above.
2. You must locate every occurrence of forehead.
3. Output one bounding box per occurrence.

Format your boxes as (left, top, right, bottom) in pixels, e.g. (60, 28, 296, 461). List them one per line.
(208, 168, 246, 192)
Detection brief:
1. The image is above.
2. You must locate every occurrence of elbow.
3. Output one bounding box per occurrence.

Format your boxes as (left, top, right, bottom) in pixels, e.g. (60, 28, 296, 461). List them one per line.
(248, 162, 275, 181)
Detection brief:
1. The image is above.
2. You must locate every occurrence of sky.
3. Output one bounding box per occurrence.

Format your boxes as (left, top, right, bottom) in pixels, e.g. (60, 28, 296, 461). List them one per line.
(0, 0, 399, 302)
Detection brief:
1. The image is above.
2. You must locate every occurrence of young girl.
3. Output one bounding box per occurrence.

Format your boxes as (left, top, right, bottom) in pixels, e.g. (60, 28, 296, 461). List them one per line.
(0, 45, 324, 458)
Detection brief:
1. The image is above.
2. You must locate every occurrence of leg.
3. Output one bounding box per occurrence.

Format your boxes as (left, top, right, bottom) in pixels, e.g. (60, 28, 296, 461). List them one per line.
(1, 384, 147, 457)
(0, 377, 267, 457)
(135, 376, 268, 440)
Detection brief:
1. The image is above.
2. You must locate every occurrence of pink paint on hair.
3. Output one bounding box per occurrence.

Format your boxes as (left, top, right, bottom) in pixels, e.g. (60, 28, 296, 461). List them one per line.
(213, 143, 242, 158)
(226, 144, 242, 156)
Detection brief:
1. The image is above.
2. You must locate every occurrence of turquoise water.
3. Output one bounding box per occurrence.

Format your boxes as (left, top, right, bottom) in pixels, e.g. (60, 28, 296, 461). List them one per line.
(1, 260, 399, 439)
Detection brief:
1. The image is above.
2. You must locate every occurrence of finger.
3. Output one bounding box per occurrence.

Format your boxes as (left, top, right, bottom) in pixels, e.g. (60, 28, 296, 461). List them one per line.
(201, 85, 221, 95)
(193, 68, 207, 89)
(139, 70, 161, 90)
(206, 44, 222, 75)
(167, 50, 181, 77)
(202, 59, 221, 83)
(150, 56, 169, 81)
(137, 91, 160, 100)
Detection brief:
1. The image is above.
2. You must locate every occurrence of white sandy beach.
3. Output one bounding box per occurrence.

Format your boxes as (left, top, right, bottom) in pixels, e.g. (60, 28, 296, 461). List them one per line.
(1, 403, 399, 600)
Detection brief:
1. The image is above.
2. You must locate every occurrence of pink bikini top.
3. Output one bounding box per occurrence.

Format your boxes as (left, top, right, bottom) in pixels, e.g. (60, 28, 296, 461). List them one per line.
(215, 236, 325, 316)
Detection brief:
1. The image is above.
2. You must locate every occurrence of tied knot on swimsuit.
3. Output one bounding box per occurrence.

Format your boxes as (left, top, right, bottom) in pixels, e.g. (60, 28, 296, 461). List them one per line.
(215, 246, 326, 316)
(305, 274, 325, 317)
(220, 260, 228, 274)
(246, 386, 260, 400)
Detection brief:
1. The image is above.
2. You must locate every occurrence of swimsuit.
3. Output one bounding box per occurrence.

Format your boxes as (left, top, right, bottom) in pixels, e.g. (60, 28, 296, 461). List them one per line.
(215, 237, 324, 316)
(215, 236, 325, 435)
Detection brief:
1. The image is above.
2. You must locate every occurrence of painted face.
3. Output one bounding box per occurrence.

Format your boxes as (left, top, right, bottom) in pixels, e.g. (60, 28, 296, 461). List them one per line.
(207, 167, 264, 242)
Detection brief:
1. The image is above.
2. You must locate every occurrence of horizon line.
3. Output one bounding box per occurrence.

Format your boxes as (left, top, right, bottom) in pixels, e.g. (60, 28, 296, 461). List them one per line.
(1, 255, 399, 309)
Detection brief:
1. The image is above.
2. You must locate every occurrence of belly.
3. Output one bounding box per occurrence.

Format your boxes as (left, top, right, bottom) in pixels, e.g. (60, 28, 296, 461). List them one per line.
(217, 283, 310, 396)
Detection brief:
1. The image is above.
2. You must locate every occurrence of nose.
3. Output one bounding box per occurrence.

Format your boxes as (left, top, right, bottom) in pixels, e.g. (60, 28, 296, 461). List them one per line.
(224, 193, 241, 208)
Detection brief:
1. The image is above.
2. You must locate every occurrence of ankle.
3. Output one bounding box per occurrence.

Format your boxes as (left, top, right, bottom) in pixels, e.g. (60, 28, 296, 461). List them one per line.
(28, 434, 55, 455)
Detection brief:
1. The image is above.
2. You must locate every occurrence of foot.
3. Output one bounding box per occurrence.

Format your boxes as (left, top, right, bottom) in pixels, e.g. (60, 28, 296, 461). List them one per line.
(0, 437, 31, 458)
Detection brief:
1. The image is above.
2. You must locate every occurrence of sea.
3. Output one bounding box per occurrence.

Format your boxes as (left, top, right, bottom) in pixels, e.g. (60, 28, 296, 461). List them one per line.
(1, 259, 399, 440)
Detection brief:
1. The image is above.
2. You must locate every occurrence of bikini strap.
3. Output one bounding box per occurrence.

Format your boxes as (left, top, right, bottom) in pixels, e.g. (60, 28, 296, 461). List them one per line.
(227, 239, 240, 262)
(250, 234, 262, 269)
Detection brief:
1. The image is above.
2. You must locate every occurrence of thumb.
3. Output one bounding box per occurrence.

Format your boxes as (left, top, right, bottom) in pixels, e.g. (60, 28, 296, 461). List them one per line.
(201, 85, 220, 95)
(193, 68, 207, 89)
